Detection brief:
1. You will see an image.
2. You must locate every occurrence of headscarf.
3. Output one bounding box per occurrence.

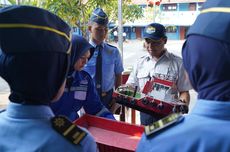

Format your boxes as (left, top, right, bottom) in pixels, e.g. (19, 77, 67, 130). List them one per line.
(0, 5, 72, 105)
(182, 35, 230, 101)
(65, 34, 93, 88)
(68, 34, 93, 76)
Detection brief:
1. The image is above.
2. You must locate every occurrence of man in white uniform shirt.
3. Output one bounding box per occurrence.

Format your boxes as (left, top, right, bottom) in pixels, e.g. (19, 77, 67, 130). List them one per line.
(126, 23, 192, 125)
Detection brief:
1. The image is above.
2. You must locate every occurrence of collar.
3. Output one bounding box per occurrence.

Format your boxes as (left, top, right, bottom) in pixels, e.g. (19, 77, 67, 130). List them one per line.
(89, 40, 105, 48)
(147, 49, 170, 61)
(191, 99, 230, 120)
(74, 71, 83, 80)
(5, 102, 54, 119)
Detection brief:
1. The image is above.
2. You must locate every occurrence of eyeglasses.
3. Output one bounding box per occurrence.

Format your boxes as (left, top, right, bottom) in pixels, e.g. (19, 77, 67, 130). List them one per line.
(145, 38, 164, 46)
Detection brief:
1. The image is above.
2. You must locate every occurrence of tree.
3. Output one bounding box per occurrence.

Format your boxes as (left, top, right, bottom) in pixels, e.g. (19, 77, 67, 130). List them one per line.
(45, 0, 143, 37)
(7, 0, 15, 4)
(13, 0, 143, 38)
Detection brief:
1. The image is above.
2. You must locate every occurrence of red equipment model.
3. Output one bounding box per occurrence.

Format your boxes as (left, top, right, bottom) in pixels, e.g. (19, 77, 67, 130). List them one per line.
(113, 77, 188, 119)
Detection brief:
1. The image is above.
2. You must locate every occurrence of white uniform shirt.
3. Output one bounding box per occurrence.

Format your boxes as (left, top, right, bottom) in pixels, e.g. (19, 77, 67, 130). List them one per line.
(126, 50, 192, 102)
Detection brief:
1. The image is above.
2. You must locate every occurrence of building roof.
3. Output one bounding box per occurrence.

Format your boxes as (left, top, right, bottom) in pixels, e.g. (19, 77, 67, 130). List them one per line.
(161, 0, 206, 4)
(131, 0, 206, 5)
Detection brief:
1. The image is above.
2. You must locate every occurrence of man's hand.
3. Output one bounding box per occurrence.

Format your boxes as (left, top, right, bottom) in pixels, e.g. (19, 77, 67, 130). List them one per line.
(179, 91, 190, 106)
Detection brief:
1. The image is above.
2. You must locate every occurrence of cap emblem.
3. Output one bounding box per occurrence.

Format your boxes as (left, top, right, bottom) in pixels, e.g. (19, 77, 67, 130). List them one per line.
(146, 26, 156, 34)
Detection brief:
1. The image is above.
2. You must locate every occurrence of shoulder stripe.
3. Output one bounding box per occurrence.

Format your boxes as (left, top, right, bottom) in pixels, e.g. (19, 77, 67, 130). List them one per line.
(201, 7, 230, 14)
(107, 43, 117, 48)
(51, 116, 87, 145)
(145, 113, 184, 137)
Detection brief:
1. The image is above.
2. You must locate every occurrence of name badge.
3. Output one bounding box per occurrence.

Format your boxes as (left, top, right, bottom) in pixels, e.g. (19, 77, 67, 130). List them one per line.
(74, 86, 87, 101)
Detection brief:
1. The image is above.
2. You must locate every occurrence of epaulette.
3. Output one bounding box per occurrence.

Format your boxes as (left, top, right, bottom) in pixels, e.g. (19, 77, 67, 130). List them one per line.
(51, 115, 87, 145)
(107, 43, 117, 48)
(139, 55, 150, 62)
(141, 55, 146, 59)
(169, 52, 181, 60)
(0, 109, 6, 113)
(81, 70, 93, 79)
(145, 113, 184, 137)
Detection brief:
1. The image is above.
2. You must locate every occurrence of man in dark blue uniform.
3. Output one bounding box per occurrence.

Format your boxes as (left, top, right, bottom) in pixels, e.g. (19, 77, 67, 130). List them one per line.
(0, 5, 97, 151)
(51, 34, 115, 121)
(137, 0, 230, 151)
(84, 8, 124, 111)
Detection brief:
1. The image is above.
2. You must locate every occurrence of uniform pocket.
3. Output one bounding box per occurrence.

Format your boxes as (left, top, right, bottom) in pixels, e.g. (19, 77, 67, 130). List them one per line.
(137, 70, 150, 90)
(137, 71, 149, 79)
(74, 90, 87, 101)
(74, 86, 88, 101)
(103, 59, 115, 80)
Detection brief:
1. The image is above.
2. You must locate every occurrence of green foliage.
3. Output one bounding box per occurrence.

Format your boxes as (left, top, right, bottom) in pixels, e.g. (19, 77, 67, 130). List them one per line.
(123, 4, 143, 22)
(13, 0, 143, 37)
(8, 0, 16, 4)
(103, 0, 143, 23)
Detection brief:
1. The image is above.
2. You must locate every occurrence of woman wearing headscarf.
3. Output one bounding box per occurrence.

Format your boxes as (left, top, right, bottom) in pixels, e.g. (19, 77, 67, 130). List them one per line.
(50, 34, 115, 121)
(0, 5, 97, 151)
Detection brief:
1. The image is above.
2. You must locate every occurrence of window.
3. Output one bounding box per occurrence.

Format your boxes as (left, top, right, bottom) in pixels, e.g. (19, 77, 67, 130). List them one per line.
(132, 27, 136, 33)
(166, 26, 177, 33)
(162, 4, 177, 11)
(189, 3, 196, 11)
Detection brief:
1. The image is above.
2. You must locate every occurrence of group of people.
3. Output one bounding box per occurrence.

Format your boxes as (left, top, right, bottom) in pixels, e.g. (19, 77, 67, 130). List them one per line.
(0, 0, 230, 151)
(0, 5, 124, 151)
(51, 8, 124, 121)
(113, 30, 127, 42)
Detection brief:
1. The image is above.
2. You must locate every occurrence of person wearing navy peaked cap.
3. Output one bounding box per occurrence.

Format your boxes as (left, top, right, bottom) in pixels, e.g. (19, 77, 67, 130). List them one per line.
(50, 34, 115, 121)
(84, 8, 124, 112)
(137, 0, 230, 151)
(90, 8, 108, 26)
(143, 23, 167, 40)
(0, 5, 97, 152)
(126, 22, 192, 125)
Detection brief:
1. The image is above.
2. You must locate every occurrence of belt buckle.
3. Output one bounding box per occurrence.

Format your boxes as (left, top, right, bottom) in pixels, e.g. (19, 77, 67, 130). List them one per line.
(101, 92, 107, 97)
(96, 84, 101, 89)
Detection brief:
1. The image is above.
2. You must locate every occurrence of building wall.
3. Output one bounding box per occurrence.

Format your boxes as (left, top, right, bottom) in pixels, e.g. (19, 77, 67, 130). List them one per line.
(179, 3, 190, 11)
(110, 0, 205, 41)
(166, 26, 180, 40)
(157, 1, 204, 40)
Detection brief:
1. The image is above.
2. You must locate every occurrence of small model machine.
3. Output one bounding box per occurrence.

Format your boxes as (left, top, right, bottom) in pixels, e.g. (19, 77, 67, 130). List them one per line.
(113, 77, 188, 119)
(74, 114, 144, 152)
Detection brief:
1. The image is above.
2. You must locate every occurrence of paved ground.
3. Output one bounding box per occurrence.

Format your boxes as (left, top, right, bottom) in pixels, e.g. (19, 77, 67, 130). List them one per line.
(0, 77, 10, 109)
(0, 39, 197, 124)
